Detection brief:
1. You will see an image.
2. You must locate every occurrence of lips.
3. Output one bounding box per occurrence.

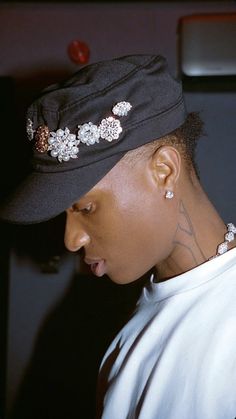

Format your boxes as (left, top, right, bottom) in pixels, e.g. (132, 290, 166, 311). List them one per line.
(84, 257, 106, 277)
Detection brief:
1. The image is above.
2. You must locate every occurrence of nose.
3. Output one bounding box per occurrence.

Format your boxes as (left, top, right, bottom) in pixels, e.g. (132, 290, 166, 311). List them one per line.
(64, 212, 90, 252)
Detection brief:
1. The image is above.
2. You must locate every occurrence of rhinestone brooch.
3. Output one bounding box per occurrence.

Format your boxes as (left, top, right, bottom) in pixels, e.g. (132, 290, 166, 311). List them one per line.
(112, 101, 132, 117)
(78, 122, 100, 146)
(99, 117, 122, 142)
(26, 118, 35, 141)
(47, 128, 80, 162)
(27, 100, 132, 162)
(77, 101, 131, 145)
(35, 125, 50, 153)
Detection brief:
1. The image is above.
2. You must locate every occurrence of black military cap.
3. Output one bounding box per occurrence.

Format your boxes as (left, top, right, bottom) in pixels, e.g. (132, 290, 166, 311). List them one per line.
(0, 54, 186, 224)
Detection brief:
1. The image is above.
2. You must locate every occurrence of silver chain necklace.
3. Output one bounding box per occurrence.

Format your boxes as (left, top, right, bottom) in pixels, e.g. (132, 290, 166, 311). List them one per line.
(210, 222, 236, 259)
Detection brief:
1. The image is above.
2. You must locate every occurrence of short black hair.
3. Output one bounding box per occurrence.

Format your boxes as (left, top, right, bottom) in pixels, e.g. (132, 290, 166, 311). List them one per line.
(123, 112, 204, 176)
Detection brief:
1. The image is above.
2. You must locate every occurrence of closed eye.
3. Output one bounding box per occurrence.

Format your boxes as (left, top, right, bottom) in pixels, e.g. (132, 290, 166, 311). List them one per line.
(71, 202, 94, 215)
(81, 203, 93, 214)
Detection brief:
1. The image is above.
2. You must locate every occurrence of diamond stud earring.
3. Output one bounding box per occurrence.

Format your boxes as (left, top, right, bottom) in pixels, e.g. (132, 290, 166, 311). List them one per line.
(165, 190, 174, 199)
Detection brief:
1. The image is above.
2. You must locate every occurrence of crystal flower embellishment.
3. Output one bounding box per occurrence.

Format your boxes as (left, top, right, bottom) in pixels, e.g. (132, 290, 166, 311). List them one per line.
(78, 122, 100, 146)
(27, 100, 132, 162)
(112, 101, 132, 116)
(100, 117, 122, 142)
(48, 128, 80, 162)
(26, 118, 35, 141)
(78, 101, 131, 145)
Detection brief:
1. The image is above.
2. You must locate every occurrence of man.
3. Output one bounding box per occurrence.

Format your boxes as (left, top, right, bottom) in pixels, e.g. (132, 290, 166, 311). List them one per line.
(1, 55, 236, 418)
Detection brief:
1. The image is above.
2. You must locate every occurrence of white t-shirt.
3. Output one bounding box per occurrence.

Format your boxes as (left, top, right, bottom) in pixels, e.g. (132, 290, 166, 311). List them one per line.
(97, 248, 236, 419)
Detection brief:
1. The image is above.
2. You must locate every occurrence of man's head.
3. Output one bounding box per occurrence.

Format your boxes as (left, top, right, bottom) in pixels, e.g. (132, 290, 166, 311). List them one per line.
(64, 111, 203, 284)
(0, 54, 188, 225)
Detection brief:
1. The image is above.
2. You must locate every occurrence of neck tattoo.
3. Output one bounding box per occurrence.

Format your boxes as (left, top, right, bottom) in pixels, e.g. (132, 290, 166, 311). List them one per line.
(209, 222, 236, 260)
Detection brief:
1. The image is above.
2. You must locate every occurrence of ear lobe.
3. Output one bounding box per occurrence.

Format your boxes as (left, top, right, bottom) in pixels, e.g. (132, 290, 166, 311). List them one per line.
(150, 146, 181, 192)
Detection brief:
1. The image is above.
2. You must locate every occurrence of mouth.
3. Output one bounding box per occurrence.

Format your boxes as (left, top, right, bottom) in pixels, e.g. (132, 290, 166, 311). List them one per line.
(84, 257, 106, 277)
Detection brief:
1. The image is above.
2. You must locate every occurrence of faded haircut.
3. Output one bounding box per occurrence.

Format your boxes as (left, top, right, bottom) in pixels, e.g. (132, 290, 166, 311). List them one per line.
(122, 112, 204, 177)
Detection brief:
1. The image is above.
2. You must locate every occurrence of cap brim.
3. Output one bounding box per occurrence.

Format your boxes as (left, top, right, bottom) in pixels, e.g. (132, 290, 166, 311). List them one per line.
(0, 153, 125, 225)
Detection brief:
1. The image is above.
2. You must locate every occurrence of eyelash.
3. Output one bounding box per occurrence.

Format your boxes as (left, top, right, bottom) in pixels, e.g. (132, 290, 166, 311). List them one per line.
(72, 203, 93, 215)
(81, 204, 93, 214)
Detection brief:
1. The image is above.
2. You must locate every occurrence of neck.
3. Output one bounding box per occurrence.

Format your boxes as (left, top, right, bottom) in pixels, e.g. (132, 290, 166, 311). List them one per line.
(156, 177, 235, 282)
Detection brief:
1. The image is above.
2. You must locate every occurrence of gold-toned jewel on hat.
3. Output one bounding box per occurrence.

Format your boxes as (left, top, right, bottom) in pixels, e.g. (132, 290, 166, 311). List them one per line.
(35, 125, 50, 153)
(112, 101, 132, 117)
(26, 118, 35, 141)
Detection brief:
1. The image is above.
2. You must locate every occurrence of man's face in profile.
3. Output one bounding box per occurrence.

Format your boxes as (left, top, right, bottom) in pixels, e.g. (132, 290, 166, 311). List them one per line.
(64, 153, 176, 284)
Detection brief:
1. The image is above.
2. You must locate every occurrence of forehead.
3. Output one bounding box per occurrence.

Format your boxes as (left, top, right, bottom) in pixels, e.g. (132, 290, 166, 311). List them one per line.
(80, 156, 143, 202)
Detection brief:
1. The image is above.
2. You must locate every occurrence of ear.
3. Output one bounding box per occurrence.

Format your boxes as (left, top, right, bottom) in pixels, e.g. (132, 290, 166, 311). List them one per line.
(149, 145, 181, 194)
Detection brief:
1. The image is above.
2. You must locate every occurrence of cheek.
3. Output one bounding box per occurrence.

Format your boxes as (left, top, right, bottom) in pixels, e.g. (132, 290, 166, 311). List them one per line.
(90, 168, 177, 283)
(130, 200, 178, 275)
(102, 201, 168, 282)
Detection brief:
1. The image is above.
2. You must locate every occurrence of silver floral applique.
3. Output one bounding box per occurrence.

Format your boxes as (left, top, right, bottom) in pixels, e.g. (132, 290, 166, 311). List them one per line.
(26, 118, 35, 141)
(112, 101, 132, 117)
(99, 117, 122, 142)
(47, 128, 80, 162)
(78, 122, 100, 145)
(27, 100, 132, 163)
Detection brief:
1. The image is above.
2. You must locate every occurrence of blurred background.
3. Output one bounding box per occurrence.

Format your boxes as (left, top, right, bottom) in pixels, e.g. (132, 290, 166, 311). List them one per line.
(0, 1, 236, 418)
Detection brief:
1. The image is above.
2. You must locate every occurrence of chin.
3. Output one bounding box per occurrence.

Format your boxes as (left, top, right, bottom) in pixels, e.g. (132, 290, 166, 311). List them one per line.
(108, 269, 150, 285)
